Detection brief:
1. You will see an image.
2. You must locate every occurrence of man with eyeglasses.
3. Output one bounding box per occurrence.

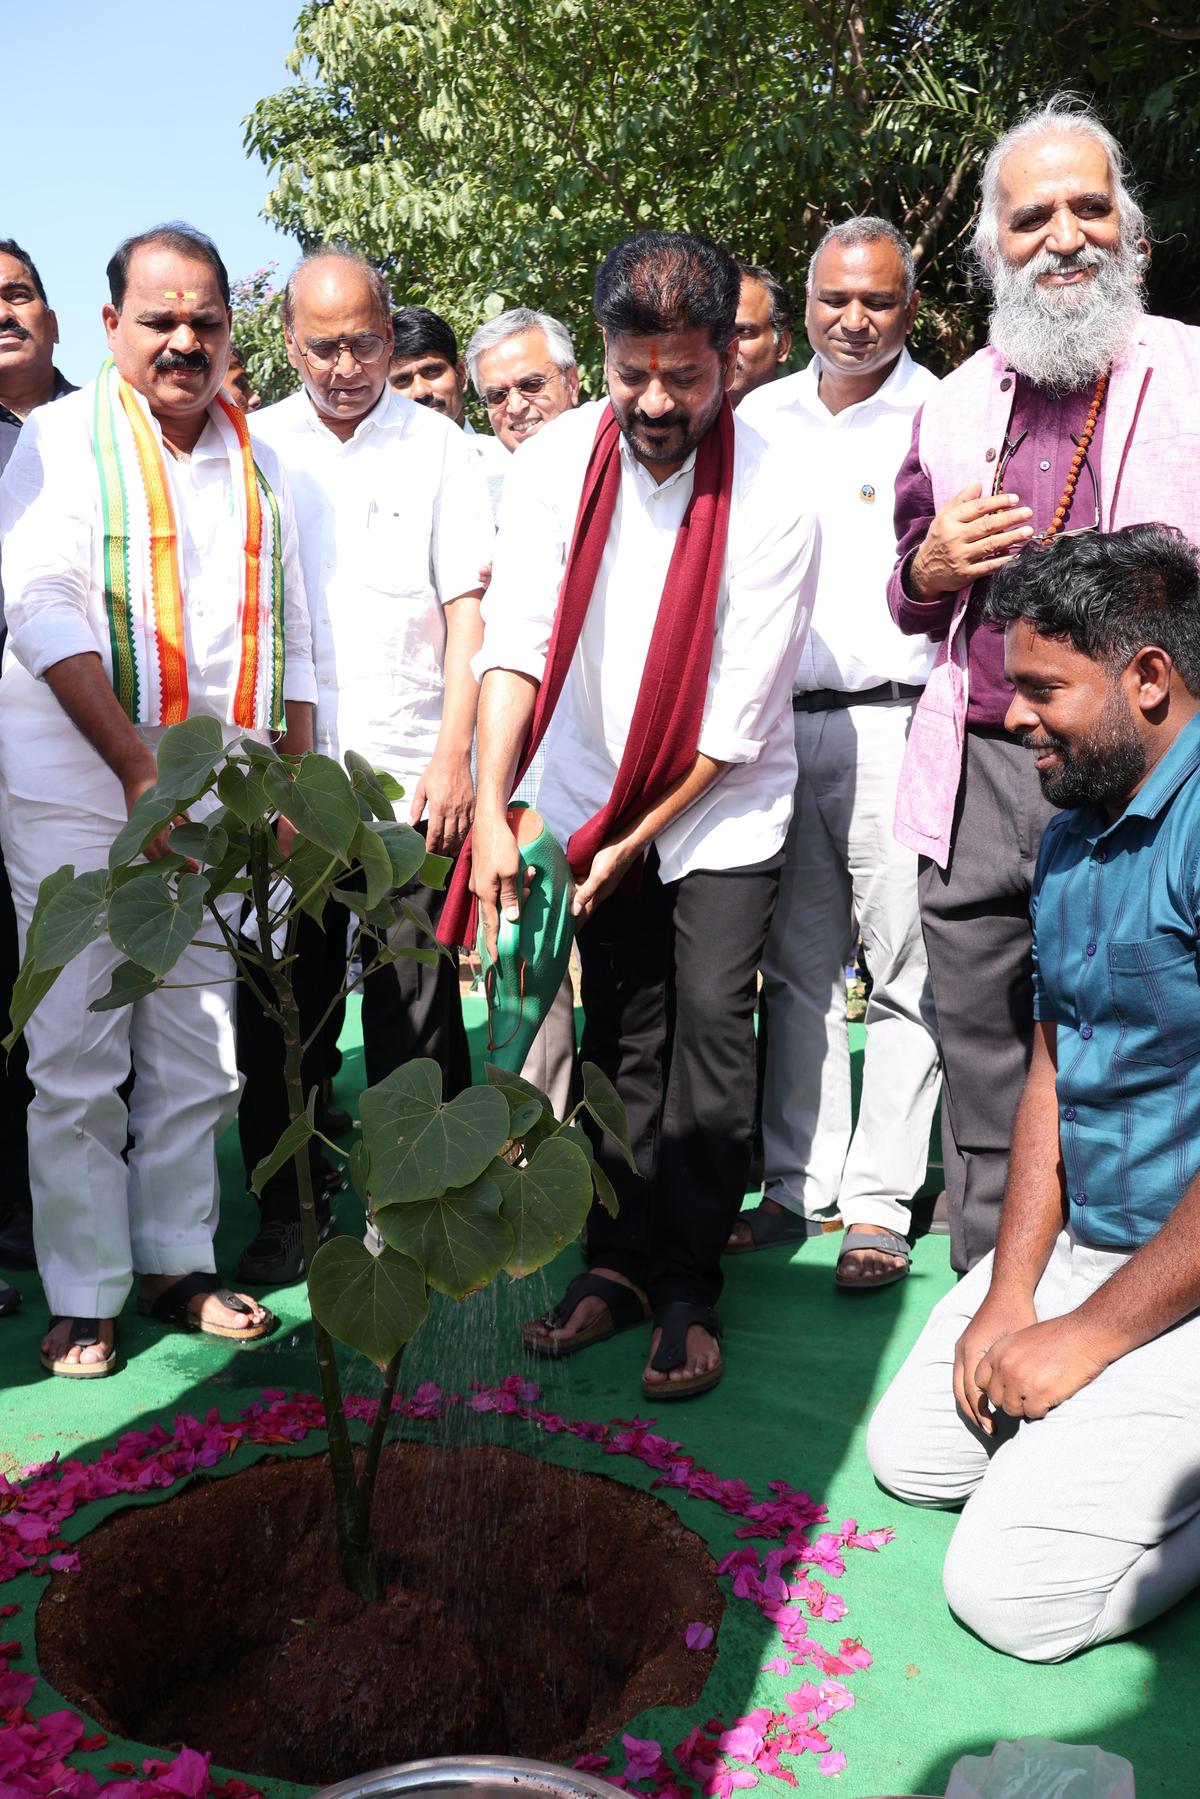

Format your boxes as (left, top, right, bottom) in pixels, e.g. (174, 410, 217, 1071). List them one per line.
(888, 95, 1200, 1273)
(238, 245, 494, 1286)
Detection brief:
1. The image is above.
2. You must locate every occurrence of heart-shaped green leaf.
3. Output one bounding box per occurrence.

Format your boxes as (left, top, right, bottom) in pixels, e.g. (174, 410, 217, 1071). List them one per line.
(344, 750, 396, 822)
(373, 821, 429, 890)
(169, 821, 229, 867)
(107, 871, 209, 975)
(581, 1060, 636, 1171)
(375, 1172, 513, 1297)
(286, 836, 346, 924)
(32, 870, 109, 972)
(238, 734, 280, 765)
(352, 820, 394, 912)
(362, 1058, 512, 1204)
(154, 716, 227, 802)
(89, 959, 163, 1012)
(278, 755, 359, 859)
(109, 788, 183, 870)
(4, 865, 74, 1048)
(418, 849, 452, 892)
(491, 1136, 594, 1277)
(590, 1159, 620, 1220)
(251, 1104, 316, 1196)
(307, 1237, 428, 1365)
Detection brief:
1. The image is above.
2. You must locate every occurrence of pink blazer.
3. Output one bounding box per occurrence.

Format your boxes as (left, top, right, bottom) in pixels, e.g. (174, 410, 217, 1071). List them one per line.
(894, 315, 1200, 866)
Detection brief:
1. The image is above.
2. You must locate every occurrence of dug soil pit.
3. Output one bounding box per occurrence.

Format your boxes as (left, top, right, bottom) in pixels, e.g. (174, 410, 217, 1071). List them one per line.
(39, 1442, 722, 1784)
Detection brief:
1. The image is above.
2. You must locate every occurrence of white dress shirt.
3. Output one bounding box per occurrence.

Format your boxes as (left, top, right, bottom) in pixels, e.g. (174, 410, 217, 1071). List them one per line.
(252, 384, 495, 788)
(0, 381, 317, 805)
(475, 399, 819, 882)
(739, 349, 938, 693)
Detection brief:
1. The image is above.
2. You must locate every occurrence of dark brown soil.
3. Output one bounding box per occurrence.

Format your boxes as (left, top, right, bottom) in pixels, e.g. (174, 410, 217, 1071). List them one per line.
(38, 1444, 721, 1785)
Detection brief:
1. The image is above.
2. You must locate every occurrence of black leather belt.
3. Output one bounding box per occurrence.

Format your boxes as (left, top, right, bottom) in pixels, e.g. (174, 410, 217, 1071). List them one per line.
(793, 681, 924, 713)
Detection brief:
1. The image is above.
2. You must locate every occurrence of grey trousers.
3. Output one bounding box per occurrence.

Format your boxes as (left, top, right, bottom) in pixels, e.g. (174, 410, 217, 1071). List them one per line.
(867, 1231, 1200, 1663)
(917, 731, 1056, 1271)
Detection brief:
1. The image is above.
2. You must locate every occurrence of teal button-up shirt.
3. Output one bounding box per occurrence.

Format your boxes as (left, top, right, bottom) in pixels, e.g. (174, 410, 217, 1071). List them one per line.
(1032, 710, 1200, 1250)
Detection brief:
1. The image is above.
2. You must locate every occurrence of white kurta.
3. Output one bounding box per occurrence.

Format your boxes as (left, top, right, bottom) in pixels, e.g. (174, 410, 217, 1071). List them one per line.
(475, 399, 820, 881)
(0, 380, 317, 1317)
(739, 352, 941, 1234)
(251, 383, 494, 791)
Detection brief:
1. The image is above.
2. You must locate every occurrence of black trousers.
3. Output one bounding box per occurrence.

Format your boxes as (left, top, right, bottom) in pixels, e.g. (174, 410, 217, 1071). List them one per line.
(237, 872, 470, 1213)
(917, 731, 1056, 1273)
(579, 852, 780, 1310)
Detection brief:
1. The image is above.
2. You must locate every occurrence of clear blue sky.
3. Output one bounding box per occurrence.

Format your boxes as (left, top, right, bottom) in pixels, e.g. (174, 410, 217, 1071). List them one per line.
(6, 0, 302, 377)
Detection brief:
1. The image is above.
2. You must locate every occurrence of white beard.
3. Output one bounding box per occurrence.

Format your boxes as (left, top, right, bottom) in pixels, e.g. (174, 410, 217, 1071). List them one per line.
(988, 243, 1145, 393)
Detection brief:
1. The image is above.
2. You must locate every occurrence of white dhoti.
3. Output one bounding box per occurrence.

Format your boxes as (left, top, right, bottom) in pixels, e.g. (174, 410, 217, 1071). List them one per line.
(1, 779, 241, 1318)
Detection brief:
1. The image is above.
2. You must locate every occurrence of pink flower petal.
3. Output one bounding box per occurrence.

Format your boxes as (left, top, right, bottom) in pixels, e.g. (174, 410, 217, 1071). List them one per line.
(684, 1622, 715, 1651)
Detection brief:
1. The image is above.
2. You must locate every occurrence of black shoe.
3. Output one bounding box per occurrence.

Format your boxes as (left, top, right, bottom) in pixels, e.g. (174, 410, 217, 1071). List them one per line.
(236, 1212, 337, 1286)
(0, 1276, 21, 1316)
(0, 1200, 36, 1272)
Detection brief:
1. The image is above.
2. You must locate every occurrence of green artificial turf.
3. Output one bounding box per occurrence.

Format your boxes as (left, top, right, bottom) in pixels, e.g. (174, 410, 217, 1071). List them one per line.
(0, 1005, 1192, 1799)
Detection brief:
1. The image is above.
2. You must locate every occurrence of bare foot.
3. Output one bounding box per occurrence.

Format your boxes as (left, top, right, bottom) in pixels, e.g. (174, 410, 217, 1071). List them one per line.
(139, 1274, 272, 1334)
(643, 1322, 722, 1388)
(525, 1267, 649, 1350)
(41, 1316, 115, 1370)
(836, 1223, 908, 1284)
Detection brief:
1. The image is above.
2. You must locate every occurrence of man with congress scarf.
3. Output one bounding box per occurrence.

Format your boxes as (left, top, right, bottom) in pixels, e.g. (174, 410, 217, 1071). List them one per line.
(0, 225, 317, 1376)
(461, 231, 818, 1398)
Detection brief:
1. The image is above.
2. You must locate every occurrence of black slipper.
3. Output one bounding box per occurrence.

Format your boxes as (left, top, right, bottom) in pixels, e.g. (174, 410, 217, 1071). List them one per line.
(137, 1271, 277, 1341)
(522, 1270, 649, 1358)
(41, 1314, 117, 1379)
(641, 1301, 723, 1401)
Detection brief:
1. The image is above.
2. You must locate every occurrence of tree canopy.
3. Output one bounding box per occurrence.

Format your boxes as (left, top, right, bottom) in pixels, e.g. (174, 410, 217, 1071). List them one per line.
(245, 0, 1199, 382)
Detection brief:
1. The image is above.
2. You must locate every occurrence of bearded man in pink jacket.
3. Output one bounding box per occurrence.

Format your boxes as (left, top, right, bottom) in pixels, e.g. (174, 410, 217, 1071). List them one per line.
(887, 93, 1200, 1274)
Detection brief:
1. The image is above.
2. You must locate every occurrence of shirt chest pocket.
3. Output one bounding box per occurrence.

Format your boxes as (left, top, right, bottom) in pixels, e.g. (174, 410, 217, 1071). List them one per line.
(1108, 935, 1200, 1068)
(362, 508, 432, 597)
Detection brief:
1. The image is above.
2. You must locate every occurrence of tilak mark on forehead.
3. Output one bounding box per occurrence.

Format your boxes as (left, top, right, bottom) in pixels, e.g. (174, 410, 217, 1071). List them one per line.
(648, 341, 660, 373)
(163, 291, 198, 302)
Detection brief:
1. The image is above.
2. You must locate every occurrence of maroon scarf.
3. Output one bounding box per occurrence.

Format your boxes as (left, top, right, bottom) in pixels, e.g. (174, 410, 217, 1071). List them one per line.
(438, 398, 736, 947)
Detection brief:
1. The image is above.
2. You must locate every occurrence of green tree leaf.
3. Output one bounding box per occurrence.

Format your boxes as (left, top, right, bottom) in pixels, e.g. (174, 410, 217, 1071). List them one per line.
(88, 960, 163, 1012)
(352, 820, 394, 912)
(345, 750, 397, 822)
(109, 788, 183, 870)
(250, 1101, 317, 1196)
(169, 821, 229, 866)
(107, 871, 209, 975)
(4, 865, 75, 1049)
(418, 849, 452, 892)
(307, 1237, 429, 1366)
(581, 1060, 636, 1171)
(375, 1171, 513, 1297)
(373, 821, 429, 889)
(274, 755, 360, 859)
(31, 870, 109, 973)
(154, 716, 228, 803)
(361, 1057, 512, 1204)
(492, 1135, 594, 1276)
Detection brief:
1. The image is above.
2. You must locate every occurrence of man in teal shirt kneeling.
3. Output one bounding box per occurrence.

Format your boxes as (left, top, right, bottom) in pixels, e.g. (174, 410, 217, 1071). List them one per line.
(869, 522, 1200, 1662)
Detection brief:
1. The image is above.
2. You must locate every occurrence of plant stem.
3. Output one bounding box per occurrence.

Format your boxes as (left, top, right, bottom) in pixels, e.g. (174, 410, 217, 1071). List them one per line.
(356, 1346, 404, 1541)
(250, 822, 381, 1603)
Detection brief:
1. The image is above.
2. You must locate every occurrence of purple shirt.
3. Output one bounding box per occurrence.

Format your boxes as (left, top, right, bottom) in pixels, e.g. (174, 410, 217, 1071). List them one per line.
(887, 381, 1107, 727)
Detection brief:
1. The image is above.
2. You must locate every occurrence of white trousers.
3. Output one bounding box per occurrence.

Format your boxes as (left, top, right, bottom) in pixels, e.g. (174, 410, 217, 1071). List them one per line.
(867, 1230, 1200, 1662)
(1, 784, 241, 1318)
(761, 702, 940, 1232)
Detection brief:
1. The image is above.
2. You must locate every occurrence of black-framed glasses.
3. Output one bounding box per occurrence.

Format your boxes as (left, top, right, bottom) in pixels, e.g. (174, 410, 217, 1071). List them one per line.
(995, 429, 1101, 539)
(298, 332, 389, 371)
(481, 372, 559, 410)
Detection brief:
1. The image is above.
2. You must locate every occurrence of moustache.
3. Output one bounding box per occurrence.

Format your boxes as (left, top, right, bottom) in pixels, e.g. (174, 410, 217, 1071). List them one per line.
(154, 349, 211, 374)
(0, 322, 31, 342)
(630, 410, 686, 431)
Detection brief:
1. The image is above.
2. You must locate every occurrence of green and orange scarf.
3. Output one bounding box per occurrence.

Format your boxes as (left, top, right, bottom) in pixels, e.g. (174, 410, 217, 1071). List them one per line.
(91, 357, 285, 729)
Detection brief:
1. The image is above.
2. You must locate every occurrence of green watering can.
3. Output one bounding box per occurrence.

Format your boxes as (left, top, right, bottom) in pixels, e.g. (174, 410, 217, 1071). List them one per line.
(477, 803, 574, 1074)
